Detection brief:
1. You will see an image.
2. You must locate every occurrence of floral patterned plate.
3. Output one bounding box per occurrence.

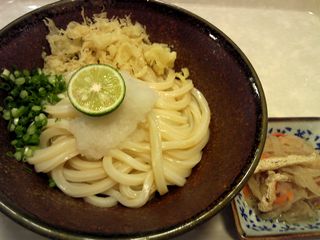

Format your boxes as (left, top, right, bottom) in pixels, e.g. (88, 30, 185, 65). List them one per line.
(232, 117, 320, 239)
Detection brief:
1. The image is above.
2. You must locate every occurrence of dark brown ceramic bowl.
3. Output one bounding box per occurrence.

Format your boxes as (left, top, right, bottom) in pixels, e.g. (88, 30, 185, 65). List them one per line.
(0, 0, 267, 239)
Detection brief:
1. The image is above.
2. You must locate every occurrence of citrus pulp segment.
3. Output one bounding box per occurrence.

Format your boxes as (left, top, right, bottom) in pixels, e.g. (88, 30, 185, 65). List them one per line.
(67, 64, 126, 116)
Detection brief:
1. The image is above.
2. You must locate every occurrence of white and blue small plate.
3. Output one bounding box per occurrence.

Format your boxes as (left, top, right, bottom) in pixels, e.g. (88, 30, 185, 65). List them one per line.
(232, 117, 320, 239)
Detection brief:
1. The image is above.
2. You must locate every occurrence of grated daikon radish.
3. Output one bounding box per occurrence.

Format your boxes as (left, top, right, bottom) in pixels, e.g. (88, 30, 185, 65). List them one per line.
(70, 72, 158, 159)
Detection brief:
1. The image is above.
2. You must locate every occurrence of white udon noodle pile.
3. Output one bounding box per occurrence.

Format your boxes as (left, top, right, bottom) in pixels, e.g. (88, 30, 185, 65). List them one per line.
(27, 13, 211, 208)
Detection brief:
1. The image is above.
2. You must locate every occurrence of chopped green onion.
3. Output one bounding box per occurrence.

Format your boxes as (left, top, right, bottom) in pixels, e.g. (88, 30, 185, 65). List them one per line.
(14, 125, 24, 137)
(48, 75, 56, 85)
(9, 73, 15, 81)
(22, 134, 30, 143)
(28, 134, 40, 145)
(13, 117, 19, 125)
(11, 108, 21, 118)
(27, 123, 37, 135)
(15, 77, 25, 86)
(23, 165, 33, 173)
(9, 123, 15, 132)
(19, 90, 28, 99)
(31, 105, 41, 112)
(38, 87, 46, 97)
(22, 69, 30, 77)
(0, 68, 66, 161)
(37, 68, 42, 75)
(0, 82, 10, 91)
(48, 177, 56, 188)
(3, 110, 11, 120)
(6, 151, 14, 158)
(23, 147, 33, 158)
(2, 69, 10, 77)
(14, 70, 21, 78)
(13, 151, 22, 161)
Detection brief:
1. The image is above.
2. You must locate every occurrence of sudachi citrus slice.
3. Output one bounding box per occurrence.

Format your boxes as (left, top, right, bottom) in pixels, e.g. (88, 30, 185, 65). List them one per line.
(68, 64, 126, 116)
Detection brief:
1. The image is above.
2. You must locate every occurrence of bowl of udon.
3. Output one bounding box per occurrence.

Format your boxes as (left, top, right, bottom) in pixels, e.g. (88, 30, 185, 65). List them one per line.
(0, 0, 267, 239)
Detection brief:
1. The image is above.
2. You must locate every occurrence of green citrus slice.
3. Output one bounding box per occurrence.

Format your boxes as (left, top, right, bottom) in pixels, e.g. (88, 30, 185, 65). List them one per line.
(68, 64, 126, 116)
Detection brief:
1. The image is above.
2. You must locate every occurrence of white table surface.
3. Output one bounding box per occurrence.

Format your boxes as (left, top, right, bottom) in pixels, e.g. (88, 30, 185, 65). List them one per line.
(0, 0, 319, 239)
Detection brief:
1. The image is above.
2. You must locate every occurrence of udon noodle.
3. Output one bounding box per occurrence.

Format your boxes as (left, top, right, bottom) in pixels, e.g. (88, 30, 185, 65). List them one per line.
(26, 13, 211, 208)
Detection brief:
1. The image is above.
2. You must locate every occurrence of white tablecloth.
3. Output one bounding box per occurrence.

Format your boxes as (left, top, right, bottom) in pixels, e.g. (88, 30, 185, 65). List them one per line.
(0, 0, 319, 239)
